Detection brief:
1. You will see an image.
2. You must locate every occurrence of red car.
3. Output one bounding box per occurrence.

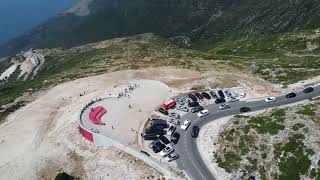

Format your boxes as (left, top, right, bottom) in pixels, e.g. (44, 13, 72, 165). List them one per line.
(163, 100, 176, 110)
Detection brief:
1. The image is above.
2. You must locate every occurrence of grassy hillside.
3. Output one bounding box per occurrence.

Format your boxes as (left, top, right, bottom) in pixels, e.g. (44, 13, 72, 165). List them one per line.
(0, 0, 319, 57)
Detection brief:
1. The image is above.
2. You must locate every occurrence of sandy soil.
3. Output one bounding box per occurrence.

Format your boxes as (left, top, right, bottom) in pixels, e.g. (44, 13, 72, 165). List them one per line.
(0, 66, 269, 179)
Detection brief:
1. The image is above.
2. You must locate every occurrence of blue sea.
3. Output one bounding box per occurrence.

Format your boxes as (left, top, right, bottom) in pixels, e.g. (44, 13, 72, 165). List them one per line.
(0, 0, 78, 43)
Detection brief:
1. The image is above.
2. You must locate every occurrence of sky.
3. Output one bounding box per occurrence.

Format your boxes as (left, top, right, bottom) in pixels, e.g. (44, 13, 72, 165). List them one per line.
(0, 0, 78, 44)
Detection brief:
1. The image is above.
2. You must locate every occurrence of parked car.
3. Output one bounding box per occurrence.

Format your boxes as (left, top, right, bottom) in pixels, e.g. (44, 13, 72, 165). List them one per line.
(191, 105, 204, 113)
(159, 135, 170, 144)
(224, 90, 233, 98)
(219, 103, 230, 110)
(163, 100, 176, 110)
(164, 152, 180, 162)
(188, 94, 198, 102)
(169, 112, 180, 119)
(210, 91, 217, 98)
(265, 96, 276, 103)
(201, 92, 211, 99)
(303, 87, 314, 93)
(176, 105, 189, 112)
(195, 92, 204, 99)
(240, 107, 251, 113)
(150, 119, 167, 126)
(188, 101, 200, 107)
(286, 92, 297, 98)
(171, 132, 180, 144)
(167, 126, 176, 136)
(197, 109, 209, 118)
(218, 90, 225, 99)
(159, 146, 174, 157)
(191, 126, 200, 138)
(180, 120, 191, 131)
(215, 98, 226, 104)
(169, 119, 180, 125)
(143, 134, 158, 141)
(152, 142, 166, 153)
(149, 139, 161, 148)
(158, 107, 168, 115)
(145, 129, 165, 135)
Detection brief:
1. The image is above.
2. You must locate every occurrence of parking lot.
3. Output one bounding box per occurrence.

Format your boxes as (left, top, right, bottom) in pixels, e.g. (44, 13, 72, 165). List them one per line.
(141, 88, 247, 163)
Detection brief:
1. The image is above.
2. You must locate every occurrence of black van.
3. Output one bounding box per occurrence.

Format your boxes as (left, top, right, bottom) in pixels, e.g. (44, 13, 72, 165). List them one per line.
(188, 101, 200, 107)
(143, 134, 158, 140)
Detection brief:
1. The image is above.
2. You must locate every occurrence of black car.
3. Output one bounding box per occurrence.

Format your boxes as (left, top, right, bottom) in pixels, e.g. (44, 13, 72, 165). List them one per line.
(145, 129, 165, 135)
(152, 142, 166, 153)
(215, 98, 226, 104)
(210, 91, 217, 99)
(150, 122, 169, 128)
(195, 92, 204, 99)
(240, 107, 251, 112)
(188, 101, 200, 107)
(286, 92, 297, 98)
(158, 107, 168, 115)
(191, 106, 204, 113)
(149, 139, 161, 148)
(171, 132, 180, 144)
(218, 90, 225, 99)
(201, 92, 211, 99)
(188, 94, 198, 102)
(303, 87, 314, 93)
(147, 124, 165, 131)
(191, 126, 200, 138)
(158, 135, 170, 144)
(143, 134, 158, 141)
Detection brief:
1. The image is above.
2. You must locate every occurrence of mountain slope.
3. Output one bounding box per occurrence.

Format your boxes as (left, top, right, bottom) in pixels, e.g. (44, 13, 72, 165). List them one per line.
(0, 0, 319, 57)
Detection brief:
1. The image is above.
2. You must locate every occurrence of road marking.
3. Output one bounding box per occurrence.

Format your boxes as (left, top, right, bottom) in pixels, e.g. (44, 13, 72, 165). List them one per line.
(184, 135, 208, 180)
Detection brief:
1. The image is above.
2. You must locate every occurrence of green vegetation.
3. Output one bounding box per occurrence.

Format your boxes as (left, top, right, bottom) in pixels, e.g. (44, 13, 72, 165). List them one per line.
(215, 104, 320, 179)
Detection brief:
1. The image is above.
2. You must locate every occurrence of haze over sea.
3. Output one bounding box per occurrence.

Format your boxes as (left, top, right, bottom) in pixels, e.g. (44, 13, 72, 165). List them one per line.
(0, 0, 78, 44)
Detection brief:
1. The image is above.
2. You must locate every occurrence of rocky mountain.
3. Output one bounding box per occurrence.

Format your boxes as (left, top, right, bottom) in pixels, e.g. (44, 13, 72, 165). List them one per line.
(0, 0, 319, 57)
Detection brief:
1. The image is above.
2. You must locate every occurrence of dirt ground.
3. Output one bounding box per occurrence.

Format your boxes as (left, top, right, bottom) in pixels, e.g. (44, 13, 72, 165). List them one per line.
(0, 66, 270, 179)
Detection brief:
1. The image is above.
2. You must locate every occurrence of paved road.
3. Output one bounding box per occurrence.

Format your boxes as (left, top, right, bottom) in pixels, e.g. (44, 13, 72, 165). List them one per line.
(173, 86, 320, 180)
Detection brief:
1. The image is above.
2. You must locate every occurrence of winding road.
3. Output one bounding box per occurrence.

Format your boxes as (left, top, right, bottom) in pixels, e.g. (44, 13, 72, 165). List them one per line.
(173, 86, 320, 180)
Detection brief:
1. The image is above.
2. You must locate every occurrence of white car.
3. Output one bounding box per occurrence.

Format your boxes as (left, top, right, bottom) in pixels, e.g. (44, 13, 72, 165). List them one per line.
(164, 152, 180, 162)
(180, 120, 191, 131)
(159, 146, 174, 157)
(197, 109, 209, 118)
(219, 103, 230, 110)
(265, 96, 276, 103)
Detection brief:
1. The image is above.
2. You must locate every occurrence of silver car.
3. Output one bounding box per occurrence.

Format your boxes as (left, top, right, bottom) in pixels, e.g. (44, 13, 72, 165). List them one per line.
(165, 152, 180, 162)
(219, 103, 230, 110)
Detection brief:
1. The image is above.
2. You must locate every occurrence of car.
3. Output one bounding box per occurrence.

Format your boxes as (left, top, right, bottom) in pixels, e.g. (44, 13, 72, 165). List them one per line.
(188, 101, 200, 107)
(176, 105, 189, 112)
(197, 109, 209, 118)
(158, 135, 170, 144)
(147, 125, 165, 131)
(159, 146, 174, 157)
(191, 105, 204, 113)
(201, 92, 211, 99)
(164, 152, 180, 162)
(143, 134, 158, 141)
(218, 90, 225, 99)
(265, 96, 276, 103)
(240, 107, 251, 113)
(210, 91, 217, 99)
(150, 119, 167, 126)
(158, 107, 168, 115)
(219, 103, 230, 110)
(152, 142, 166, 153)
(169, 119, 180, 125)
(195, 92, 204, 100)
(163, 100, 176, 110)
(188, 94, 198, 102)
(145, 129, 165, 135)
(303, 87, 314, 93)
(171, 132, 180, 144)
(191, 126, 200, 138)
(149, 139, 161, 148)
(224, 90, 233, 98)
(168, 112, 180, 119)
(180, 120, 191, 131)
(286, 92, 297, 98)
(167, 126, 176, 136)
(215, 98, 226, 104)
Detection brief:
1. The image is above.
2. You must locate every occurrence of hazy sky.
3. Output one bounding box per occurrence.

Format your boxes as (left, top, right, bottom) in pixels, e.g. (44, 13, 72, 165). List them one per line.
(0, 0, 78, 43)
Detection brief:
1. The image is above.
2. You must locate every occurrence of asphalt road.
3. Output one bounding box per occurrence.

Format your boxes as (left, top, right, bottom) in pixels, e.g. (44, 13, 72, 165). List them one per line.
(173, 86, 320, 180)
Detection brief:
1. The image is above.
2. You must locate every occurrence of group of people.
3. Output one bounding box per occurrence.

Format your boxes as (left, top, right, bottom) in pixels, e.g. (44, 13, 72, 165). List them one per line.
(117, 83, 140, 99)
